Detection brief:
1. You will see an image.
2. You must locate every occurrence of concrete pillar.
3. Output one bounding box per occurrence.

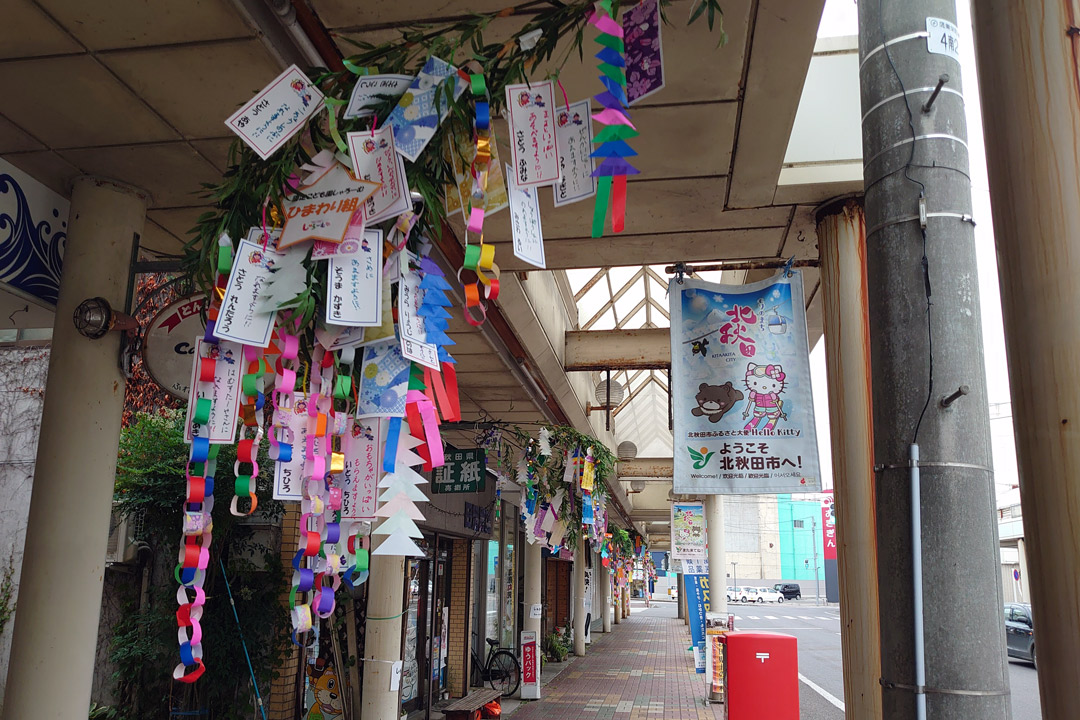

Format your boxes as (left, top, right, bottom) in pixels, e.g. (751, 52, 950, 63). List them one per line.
(601, 562, 612, 632)
(970, 3, 1080, 714)
(573, 535, 586, 656)
(523, 540, 542, 638)
(859, 2, 1009, 716)
(2, 178, 146, 720)
(361, 549, 405, 720)
(704, 495, 726, 615)
(817, 199, 883, 719)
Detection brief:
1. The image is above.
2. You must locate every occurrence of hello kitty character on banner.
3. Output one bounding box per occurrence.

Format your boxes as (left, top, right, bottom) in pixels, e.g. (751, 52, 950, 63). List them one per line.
(667, 270, 821, 495)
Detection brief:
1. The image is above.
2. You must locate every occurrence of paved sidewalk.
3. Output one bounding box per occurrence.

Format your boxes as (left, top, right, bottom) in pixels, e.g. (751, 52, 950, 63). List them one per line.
(508, 603, 723, 720)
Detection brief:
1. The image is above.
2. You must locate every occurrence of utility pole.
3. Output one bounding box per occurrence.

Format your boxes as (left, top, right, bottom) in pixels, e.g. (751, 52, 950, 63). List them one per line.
(730, 561, 737, 592)
(812, 518, 820, 606)
(858, 2, 1009, 718)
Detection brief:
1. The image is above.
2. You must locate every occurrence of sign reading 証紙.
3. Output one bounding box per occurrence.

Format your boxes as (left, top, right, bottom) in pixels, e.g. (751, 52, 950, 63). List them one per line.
(432, 448, 487, 494)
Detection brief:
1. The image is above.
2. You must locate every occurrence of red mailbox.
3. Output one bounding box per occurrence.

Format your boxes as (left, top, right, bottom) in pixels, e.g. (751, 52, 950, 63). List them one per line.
(724, 632, 799, 719)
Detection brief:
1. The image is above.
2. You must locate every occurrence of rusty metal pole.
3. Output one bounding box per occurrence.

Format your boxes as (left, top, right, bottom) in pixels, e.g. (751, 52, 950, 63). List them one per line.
(817, 199, 883, 719)
(858, 1, 1010, 717)
(970, 3, 1080, 715)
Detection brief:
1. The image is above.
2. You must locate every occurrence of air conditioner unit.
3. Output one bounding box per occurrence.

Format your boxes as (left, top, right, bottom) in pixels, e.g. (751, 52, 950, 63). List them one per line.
(105, 505, 139, 565)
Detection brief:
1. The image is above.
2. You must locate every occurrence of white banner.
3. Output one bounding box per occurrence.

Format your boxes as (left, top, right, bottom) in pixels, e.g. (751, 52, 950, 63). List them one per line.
(670, 501, 707, 560)
(669, 272, 821, 494)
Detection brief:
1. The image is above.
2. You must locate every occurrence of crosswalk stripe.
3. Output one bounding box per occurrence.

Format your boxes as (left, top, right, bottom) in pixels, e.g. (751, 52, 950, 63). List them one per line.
(765, 615, 777, 620)
(815, 616, 830, 620)
(783, 615, 796, 619)
(799, 616, 812, 619)
(747, 616, 759, 620)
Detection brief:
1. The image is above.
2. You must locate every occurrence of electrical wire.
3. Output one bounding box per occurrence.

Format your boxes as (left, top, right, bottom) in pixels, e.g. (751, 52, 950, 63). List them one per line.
(877, 0, 935, 445)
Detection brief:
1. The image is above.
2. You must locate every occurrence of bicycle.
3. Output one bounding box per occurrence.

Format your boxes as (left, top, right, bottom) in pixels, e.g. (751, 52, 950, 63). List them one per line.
(470, 633, 521, 698)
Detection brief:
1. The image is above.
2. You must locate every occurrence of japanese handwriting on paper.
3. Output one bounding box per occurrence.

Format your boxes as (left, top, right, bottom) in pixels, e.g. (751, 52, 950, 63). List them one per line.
(225, 66, 324, 160)
(719, 305, 757, 357)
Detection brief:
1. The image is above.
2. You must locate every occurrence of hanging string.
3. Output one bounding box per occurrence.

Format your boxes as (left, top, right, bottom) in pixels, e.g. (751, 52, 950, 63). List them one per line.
(219, 557, 269, 720)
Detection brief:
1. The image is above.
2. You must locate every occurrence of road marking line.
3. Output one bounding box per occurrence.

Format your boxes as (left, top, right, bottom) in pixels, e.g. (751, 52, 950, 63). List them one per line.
(816, 616, 830, 620)
(783, 615, 796, 619)
(765, 615, 778, 619)
(800, 673, 846, 711)
(799, 616, 813, 619)
(748, 616, 760, 620)
(736, 627, 823, 631)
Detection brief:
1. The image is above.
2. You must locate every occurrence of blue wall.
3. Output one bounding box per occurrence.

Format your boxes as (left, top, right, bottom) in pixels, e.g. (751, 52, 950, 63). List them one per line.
(776, 495, 825, 580)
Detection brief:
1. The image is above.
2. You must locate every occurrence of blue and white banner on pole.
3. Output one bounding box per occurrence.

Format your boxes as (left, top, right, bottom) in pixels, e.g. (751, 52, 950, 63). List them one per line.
(683, 562, 710, 673)
(669, 271, 821, 494)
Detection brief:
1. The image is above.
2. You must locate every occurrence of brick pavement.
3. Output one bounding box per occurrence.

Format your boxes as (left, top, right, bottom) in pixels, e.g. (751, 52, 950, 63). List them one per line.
(509, 603, 723, 720)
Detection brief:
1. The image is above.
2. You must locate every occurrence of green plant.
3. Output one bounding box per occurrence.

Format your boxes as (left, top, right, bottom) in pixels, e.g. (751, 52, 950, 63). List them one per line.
(109, 411, 289, 719)
(542, 629, 569, 663)
(88, 703, 127, 720)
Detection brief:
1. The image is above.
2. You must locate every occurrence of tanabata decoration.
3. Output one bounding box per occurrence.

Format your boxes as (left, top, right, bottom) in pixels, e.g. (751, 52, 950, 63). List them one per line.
(589, 0, 640, 238)
(458, 73, 501, 326)
(178, 0, 723, 682)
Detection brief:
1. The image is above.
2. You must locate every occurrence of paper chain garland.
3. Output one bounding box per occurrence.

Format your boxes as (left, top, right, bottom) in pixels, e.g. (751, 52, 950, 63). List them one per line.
(173, 240, 233, 683)
(458, 72, 501, 326)
(589, 0, 640, 238)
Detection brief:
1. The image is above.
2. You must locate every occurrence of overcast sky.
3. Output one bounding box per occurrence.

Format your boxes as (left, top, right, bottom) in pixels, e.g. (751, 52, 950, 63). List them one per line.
(809, 0, 1019, 497)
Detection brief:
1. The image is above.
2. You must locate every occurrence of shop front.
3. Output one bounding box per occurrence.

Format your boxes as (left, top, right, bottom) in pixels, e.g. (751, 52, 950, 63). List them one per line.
(400, 455, 497, 719)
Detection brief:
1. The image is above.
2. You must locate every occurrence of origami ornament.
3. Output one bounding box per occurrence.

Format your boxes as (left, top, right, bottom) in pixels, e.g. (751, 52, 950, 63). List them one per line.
(588, 0, 640, 238)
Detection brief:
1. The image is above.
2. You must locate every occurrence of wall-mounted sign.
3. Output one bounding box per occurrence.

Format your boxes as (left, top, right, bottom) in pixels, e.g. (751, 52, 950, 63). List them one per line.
(144, 295, 206, 399)
(433, 448, 486, 494)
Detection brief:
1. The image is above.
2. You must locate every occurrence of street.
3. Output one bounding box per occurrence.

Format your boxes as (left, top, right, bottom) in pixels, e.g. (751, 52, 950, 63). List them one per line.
(648, 599, 1042, 718)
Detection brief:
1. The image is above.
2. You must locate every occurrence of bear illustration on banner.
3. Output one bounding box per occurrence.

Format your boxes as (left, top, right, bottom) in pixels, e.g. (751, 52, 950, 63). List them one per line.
(691, 381, 743, 423)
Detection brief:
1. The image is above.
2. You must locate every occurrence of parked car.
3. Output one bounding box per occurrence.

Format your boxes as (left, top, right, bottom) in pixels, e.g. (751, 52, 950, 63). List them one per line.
(1005, 603, 1036, 668)
(738, 586, 759, 603)
(726, 586, 738, 602)
(773, 583, 802, 600)
(755, 588, 784, 603)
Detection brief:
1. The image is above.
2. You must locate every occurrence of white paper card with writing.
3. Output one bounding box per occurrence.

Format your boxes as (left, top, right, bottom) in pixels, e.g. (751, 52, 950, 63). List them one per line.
(347, 127, 411, 224)
(505, 81, 560, 187)
(342, 417, 383, 520)
(273, 393, 309, 501)
(184, 338, 243, 444)
(507, 164, 546, 269)
(398, 266, 441, 370)
(344, 74, 413, 119)
(213, 238, 282, 347)
(326, 228, 383, 327)
(530, 604, 543, 619)
(553, 100, 596, 207)
(225, 65, 324, 161)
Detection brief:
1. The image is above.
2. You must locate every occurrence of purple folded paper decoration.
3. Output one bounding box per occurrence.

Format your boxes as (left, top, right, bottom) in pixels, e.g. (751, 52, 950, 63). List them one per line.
(624, 0, 665, 105)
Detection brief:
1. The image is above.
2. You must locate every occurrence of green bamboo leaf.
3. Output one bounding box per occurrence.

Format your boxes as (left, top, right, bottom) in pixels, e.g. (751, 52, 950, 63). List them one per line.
(688, 0, 707, 25)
